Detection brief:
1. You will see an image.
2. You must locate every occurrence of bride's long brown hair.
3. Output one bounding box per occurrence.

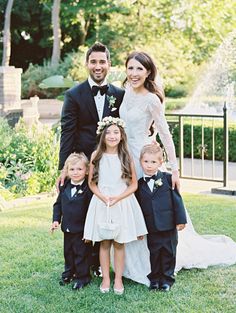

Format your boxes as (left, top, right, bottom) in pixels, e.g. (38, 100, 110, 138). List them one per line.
(91, 124, 132, 185)
(123, 51, 165, 103)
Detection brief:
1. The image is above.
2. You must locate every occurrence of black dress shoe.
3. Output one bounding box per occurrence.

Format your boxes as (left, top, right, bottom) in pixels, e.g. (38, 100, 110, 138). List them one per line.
(59, 277, 72, 286)
(93, 267, 102, 277)
(72, 281, 90, 290)
(149, 282, 159, 291)
(160, 284, 171, 292)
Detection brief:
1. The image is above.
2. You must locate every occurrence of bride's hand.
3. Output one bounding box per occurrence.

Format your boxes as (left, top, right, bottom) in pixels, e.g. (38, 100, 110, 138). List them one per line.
(171, 170, 180, 191)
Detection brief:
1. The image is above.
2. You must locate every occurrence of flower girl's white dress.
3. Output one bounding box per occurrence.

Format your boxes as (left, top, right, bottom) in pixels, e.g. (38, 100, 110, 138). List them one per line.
(119, 86, 236, 286)
(83, 153, 147, 243)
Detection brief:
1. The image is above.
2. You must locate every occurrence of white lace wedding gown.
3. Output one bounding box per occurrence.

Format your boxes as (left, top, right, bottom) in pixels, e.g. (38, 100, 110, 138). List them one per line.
(119, 86, 236, 286)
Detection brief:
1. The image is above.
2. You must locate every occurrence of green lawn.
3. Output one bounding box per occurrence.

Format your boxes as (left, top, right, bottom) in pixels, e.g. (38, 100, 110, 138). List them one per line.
(0, 194, 236, 313)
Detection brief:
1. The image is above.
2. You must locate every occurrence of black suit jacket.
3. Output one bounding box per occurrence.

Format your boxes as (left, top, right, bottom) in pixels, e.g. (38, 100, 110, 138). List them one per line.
(59, 80, 125, 169)
(136, 172, 187, 233)
(52, 179, 92, 233)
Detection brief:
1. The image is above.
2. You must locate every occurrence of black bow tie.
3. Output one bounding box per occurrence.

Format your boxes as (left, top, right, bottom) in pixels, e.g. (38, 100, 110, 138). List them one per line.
(91, 85, 108, 96)
(144, 175, 157, 183)
(70, 183, 82, 191)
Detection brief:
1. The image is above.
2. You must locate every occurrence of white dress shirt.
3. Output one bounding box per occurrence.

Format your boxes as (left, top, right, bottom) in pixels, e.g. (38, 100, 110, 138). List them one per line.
(143, 173, 158, 192)
(70, 179, 84, 197)
(88, 76, 107, 121)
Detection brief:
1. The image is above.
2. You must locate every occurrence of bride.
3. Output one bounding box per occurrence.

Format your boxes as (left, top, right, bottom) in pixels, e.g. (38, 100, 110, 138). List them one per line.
(119, 51, 236, 286)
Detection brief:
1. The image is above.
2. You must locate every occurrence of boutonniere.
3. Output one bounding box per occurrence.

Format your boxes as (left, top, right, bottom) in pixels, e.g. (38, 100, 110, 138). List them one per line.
(154, 178, 163, 188)
(77, 189, 83, 194)
(107, 95, 117, 111)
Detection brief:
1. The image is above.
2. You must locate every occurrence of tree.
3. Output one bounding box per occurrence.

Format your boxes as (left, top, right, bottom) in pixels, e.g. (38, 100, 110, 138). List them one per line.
(2, 0, 14, 66)
(51, 0, 61, 67)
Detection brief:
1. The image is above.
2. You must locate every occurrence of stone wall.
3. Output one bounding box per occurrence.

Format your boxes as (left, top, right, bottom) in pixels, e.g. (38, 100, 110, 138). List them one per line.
(0, 66, 22, 115)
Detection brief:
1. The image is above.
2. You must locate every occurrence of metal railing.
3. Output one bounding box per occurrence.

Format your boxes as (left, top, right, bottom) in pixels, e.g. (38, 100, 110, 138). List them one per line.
(165, 104, 228, 186)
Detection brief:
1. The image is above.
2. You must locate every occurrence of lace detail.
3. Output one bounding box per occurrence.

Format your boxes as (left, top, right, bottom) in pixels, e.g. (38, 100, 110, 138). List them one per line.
(120, 88, 178, 175)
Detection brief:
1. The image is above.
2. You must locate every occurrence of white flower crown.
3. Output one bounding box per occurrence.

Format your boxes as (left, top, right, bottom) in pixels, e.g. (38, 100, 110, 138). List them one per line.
(96, 116, 126, 135)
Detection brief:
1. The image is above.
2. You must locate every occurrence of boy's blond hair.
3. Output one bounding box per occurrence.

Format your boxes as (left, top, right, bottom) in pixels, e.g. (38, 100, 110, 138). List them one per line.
(140, 143, 164, 162)
(64, 152, 89, 176)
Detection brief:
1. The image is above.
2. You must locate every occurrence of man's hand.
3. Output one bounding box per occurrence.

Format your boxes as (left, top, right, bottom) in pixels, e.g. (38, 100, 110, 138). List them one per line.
(56, 170, 67, 193)
(171, 170, 180, 192)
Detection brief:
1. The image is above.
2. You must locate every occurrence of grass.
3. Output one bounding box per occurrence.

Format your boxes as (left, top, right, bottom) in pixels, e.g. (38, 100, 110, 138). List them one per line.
(0, 194, 236, 313)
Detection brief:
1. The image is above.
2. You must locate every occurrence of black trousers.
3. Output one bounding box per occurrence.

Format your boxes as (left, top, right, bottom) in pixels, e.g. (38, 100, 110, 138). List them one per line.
(147, 229, 178, 286)
(62, 232, 91, 284)
(91, 242, 100, 271)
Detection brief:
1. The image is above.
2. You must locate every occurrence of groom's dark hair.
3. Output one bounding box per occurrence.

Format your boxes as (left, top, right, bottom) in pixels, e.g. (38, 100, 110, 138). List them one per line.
(86, 42, 110, 62)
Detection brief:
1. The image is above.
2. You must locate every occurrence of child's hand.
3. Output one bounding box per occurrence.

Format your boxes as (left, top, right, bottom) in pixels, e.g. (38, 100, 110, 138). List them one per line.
(176, 224, 186, 231)
(101, 195, 110, 206)
(137, 235, 144, 240)
(84, 239, 92, 244)
(51, 221, 59, 233)
(108, 196, 120, 206)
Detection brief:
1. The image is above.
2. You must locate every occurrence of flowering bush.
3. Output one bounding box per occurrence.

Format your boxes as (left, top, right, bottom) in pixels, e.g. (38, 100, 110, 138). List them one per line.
(0, 118, 59, 198)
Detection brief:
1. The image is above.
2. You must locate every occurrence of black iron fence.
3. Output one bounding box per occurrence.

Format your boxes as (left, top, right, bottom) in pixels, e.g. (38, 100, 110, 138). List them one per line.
(165, 104, 228, 186)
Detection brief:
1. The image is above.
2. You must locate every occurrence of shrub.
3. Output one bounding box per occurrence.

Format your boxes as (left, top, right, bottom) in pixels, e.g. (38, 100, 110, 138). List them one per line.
(0, 118, 59, 198)
(21, 62, 66, 99)
(22, 47, 88, 99)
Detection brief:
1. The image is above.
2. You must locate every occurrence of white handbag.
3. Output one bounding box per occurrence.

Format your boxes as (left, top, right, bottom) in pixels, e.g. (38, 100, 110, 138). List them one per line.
(98, 202, 120, 240)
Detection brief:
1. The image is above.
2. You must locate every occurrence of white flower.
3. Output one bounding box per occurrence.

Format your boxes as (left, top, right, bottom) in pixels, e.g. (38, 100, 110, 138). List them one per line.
(154, 178, 163, 187)
(96, 116, 126, 135)
(107, 95, 117, 111)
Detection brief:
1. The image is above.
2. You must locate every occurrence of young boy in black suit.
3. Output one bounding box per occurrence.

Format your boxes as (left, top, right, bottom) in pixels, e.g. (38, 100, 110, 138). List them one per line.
(51, 153, 92, 290)
(136, 144, 187, 292)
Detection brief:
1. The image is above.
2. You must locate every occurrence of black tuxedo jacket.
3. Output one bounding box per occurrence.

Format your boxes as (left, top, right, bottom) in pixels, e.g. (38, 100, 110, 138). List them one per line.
(59, 80, 125, 169)
(136, 172, 187, 233)
(52, 179, 92, 233)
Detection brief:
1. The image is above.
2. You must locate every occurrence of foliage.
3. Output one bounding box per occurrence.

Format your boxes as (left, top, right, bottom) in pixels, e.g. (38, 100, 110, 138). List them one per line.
(1, 0, 236, 97)
(21, 47, 87, 98)
(0, 117, 59, 198)
(165, 98, 188, 112)
(21, 62, 68, 98)
(0, 195, 235, 312)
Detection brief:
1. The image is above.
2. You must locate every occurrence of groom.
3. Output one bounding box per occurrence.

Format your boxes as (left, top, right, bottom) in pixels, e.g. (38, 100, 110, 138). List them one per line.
(58, 42, 125, 276)
(59, 42, 124, 170)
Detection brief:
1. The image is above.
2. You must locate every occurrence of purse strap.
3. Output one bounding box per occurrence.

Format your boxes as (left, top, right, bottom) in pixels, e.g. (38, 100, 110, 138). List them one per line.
(106, 201, 111, 223)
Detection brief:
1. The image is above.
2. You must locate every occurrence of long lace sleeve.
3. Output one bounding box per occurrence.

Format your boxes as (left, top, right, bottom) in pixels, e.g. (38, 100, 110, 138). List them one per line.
(148, 95, 178, 171)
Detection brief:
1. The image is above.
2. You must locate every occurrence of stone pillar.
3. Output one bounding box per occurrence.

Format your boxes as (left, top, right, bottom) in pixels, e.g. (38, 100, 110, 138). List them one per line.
(22, 95, 40, 127)
(0, 66, 22, 115)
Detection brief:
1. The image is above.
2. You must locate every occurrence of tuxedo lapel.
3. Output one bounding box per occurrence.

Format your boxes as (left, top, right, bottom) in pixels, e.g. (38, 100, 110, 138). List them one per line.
(64, 183, 72, 200)
(102, 84, 118, 118)
(102, 94, 110, 118)
(141, 179, 153, 196)
(81, 80, 99, 122)
(152, 172, 168, 196)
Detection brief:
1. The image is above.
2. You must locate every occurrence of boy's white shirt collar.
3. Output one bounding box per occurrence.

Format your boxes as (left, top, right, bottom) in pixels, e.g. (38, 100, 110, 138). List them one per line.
(143, 171, 158, 179)
(71, 179, 85, 186)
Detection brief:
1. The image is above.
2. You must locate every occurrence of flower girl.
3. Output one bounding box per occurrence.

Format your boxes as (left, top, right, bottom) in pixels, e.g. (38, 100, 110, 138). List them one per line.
(83, 116, 147, 295)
